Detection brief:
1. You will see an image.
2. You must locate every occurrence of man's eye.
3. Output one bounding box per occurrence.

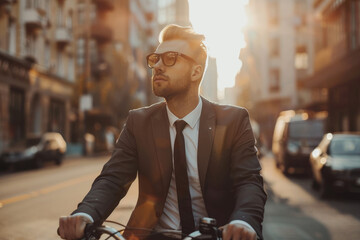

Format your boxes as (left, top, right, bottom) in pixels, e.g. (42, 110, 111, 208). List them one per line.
(151, 55, 159, 62)
(165, 53, 176, 60)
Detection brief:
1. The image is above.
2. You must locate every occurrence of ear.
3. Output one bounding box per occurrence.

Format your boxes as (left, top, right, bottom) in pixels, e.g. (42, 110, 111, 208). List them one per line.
(190, 64, 203, 82)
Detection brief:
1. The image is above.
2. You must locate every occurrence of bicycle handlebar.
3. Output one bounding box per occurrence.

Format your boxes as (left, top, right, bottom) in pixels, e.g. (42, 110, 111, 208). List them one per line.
(82, 223, 125, 240)
(81, 217, 222, 240)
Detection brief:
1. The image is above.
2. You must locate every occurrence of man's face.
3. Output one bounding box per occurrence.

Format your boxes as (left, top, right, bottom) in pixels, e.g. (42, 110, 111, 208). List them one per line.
(151, 40, 195, 99)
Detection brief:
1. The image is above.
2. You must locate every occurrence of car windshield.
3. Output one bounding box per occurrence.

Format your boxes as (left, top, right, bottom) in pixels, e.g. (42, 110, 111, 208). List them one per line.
(329, 136, 360, 156)
(288, 120, 324, 139)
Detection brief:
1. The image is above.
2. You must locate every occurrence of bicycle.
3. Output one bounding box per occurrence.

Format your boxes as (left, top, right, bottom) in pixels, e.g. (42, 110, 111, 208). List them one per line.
(81, 217, 222, 240)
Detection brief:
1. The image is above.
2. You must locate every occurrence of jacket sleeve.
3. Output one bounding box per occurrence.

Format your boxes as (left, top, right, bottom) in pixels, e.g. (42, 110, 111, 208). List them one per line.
(72, 111, 138, 224)
(229, 109, 267, 239)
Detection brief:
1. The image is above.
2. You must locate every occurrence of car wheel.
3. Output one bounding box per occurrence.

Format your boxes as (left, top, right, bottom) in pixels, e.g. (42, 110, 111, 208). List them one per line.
(311, 179, 319, 190)
(33, 157, 44, 169)
(280, 161, 289, 175)
(275, 160, 280, 169)
(55, 156, 63, 165)
(319, 180, 332, 199)
(55, 151, 63, 165)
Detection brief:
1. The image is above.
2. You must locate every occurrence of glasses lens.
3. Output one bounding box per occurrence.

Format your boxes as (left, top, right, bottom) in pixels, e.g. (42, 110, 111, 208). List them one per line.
(147, 54, 159, 68)
(163, 52, 177, 66)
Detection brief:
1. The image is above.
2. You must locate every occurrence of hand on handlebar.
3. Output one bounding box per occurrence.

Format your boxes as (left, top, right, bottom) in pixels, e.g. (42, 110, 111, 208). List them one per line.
(220, 222, 257, 240)
(58, 215, 93, 240)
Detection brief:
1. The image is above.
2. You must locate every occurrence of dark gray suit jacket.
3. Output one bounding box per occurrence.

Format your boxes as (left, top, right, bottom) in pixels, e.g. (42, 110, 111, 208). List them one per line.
(74, 97, 267, 239)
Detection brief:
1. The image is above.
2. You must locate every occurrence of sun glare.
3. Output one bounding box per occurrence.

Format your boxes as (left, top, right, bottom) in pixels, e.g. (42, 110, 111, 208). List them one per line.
(188, 0, 248, 99)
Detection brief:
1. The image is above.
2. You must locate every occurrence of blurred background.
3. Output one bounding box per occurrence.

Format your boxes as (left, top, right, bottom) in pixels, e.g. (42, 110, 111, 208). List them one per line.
(0, 0, 359, 156)
(0, 0, 359, 239)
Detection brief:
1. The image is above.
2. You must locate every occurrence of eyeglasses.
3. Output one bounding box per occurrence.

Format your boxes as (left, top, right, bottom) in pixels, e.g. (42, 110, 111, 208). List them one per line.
(146, 51, 197, 68)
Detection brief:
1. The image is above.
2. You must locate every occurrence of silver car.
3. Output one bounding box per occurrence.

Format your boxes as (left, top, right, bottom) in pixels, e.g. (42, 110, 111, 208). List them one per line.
(310, 132, 360, 198)
(1, 132, 67, 169)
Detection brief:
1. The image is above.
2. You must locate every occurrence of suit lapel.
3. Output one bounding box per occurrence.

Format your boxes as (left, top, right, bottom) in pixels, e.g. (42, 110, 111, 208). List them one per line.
(151, 104, 173, 193)
(197, 97, 216, 193)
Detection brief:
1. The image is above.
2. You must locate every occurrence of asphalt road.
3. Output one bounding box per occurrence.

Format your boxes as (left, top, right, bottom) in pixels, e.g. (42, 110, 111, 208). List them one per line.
(261, 153, 360, 240)
(0, 155, 138, 240)
(0, 153, 359, 240)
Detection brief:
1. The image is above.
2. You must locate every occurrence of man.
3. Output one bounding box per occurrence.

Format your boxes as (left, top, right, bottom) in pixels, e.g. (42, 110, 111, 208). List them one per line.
(58, 24, 266, 240)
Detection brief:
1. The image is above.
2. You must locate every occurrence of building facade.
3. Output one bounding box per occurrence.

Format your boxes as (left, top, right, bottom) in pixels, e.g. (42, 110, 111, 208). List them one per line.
(128, 0, 159, 107)
(0, 0, 75, 153)
(0, 0, 192, 154)
(300, 0, 360, 132)
(238, 0, 316, 146)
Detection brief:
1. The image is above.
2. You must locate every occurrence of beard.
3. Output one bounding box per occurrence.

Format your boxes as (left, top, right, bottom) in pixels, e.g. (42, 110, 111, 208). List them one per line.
(152, 72, 192, 100)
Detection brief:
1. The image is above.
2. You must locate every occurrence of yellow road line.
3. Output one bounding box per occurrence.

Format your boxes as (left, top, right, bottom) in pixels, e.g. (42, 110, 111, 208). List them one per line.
(0, 173, 97, 207)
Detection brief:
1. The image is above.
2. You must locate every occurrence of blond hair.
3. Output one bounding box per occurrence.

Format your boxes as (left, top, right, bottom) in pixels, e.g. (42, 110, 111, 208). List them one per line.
(159, 24, 208, 72)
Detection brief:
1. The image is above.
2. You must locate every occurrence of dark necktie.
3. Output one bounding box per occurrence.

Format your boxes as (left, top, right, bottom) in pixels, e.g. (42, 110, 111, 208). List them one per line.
(174, 120, 195, 235)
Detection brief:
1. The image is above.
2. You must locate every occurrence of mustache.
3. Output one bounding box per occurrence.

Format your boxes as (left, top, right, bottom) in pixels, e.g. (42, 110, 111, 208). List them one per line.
(153, 73, 168, 80)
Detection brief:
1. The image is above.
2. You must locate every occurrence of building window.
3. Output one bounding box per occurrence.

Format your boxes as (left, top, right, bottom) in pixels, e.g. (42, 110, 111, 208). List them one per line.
(350, 0, 359, 49)
(267, 0, 279, 25)
(44, 41, 50, 68)
(358, 1, 360, 46)
(57, 6, 64, 27)
(8, 19, 16, 54)
(68, 56, 75, 82)
(269, 37, 280, 57)
(25, 33, 36, 56)
(26, 0, 43, 9)
(89, 39, 98, 64)
(26, 0, 32, 9)
(269, 68, 280, 92)
(90, 4, 97, 21)
(77, 38, 85, 73)
(295, 46, 308, 69)
(67, 10, 73, 30)
(48, 99, 65, 135)
(294, 0, 307, 28)
(9, 88, 25, 143)
(77, 3, 85, 25)
(45, 0, 51, 16)
(57, 51, 64, 77)
(357, 89, 360, 130)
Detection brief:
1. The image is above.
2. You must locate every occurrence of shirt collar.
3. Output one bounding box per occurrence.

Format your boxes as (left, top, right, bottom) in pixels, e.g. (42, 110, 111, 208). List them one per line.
(166, 97, 202, 129)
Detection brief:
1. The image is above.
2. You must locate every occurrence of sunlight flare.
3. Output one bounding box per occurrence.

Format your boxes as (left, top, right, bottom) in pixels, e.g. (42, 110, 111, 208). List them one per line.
(189, 0, 248, 98)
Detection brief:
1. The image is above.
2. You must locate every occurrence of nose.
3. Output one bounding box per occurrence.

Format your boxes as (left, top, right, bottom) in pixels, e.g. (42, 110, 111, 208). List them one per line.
(153, 57, 165, 72)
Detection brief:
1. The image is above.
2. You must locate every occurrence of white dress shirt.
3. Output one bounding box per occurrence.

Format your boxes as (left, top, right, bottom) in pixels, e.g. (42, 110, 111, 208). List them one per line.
(155, 97, 207, 231)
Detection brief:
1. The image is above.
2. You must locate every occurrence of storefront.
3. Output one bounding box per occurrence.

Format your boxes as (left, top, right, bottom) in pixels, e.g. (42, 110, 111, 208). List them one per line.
(0, 51, 74, 153)
(0, 51, 31, 152)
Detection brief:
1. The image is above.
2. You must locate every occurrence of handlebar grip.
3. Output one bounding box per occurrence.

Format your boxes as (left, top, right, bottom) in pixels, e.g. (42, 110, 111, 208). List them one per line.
(216, 228, 223, 239)
(84, 223, 96, 239)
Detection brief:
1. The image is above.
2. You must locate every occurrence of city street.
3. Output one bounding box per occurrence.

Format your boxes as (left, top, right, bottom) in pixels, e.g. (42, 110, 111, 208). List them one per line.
(261, 153, 360, 240)
(0, 154, 359, 240)
(0, 155, 138, 240)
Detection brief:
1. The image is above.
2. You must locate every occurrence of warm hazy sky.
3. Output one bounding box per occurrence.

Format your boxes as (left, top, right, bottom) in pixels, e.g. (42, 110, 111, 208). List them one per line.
(188, 0, 248, 98)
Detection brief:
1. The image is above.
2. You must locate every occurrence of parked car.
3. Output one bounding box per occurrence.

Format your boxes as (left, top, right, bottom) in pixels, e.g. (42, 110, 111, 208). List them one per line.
(310, 132, 360, 198)
(0, 132, 67, 169)
(272, 110, 326, 174)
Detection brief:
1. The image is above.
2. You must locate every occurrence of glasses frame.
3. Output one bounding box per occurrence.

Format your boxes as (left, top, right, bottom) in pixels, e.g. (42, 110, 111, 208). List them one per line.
(146, 51, 197, 68)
